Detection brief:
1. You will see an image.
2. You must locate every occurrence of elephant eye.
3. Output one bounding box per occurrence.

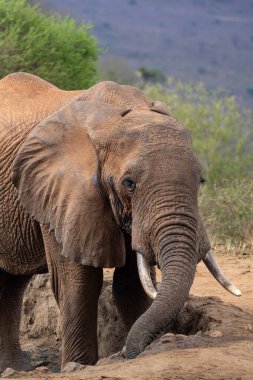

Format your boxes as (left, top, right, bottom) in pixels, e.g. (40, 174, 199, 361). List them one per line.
(122, 177, 136, 192)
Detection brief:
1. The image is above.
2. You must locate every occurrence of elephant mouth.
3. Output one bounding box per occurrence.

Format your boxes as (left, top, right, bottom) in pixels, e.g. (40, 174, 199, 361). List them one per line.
(136, 251, 241, 300)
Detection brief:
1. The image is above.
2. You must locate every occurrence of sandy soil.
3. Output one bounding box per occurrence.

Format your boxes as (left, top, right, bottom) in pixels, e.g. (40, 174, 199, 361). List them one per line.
(2, 252, 253, 380)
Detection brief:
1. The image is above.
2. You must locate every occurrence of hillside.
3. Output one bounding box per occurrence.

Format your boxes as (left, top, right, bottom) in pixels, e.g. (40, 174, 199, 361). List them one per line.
(32, 0, 253, 107)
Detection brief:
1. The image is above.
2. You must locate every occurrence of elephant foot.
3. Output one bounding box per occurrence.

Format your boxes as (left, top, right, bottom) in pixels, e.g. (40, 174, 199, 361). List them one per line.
(0, 351, 33, 374)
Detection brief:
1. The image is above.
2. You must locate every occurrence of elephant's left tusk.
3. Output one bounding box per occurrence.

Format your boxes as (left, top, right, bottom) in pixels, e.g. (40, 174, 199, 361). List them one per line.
(203, 250, 242, 297)
(137, 252, 158, 300)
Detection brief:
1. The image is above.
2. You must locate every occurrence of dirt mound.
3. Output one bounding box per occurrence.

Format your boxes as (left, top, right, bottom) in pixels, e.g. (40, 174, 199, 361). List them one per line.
(141, 295, 252, 357)
(18, 272, 253, 374)
(3, 255, 251, 379)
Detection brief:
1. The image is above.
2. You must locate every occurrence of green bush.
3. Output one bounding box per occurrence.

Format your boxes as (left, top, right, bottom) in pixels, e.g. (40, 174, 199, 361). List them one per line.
(247, 87, 253, 97)
(97, 56, 140, 85)
(138, 66, 167, 84)
(0, 0, 99, 89)
(200, 180, 253, 247)
(144, 79, 253, 186)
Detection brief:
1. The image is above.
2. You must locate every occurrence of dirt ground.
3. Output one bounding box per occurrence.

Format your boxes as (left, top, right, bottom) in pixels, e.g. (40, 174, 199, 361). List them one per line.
(2, 252, 253, 380)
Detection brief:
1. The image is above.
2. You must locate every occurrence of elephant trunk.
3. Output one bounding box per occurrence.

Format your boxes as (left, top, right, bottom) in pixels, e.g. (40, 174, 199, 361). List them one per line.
(126, 215, 198, 359)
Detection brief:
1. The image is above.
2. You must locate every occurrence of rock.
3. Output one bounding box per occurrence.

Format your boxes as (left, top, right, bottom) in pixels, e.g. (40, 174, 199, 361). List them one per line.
(62, 362, 86, 373)
(1, 368, 16, 378)
(206, 330, 223, 338)
(32, 275, 48, 289)
(21, 274, 60, 339)
(35, 366, 49, 372)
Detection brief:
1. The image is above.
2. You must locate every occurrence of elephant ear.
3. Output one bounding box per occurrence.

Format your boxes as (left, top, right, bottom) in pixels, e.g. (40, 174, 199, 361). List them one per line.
(12, 99, 127, 268)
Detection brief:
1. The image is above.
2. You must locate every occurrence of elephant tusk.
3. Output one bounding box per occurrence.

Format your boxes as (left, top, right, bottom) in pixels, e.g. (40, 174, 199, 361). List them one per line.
(137, 252, 158, 300)
(203, 250, 241, 297)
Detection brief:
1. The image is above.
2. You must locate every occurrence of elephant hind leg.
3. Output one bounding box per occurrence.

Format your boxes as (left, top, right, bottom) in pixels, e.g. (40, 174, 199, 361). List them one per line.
(0, 271, 32, 373)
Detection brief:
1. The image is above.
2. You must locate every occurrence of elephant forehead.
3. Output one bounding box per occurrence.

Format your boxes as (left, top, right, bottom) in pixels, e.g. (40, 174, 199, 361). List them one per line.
(84, 81, 152, 108)
(107, 127, 200, 179)
(116, 118, 192, 149)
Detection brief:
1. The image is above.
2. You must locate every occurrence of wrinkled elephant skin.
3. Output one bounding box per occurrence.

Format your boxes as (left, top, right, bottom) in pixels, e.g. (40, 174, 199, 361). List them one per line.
(0, 72, 230, 372)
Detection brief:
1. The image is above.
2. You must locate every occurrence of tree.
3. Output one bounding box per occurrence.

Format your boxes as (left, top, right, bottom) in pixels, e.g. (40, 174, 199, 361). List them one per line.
(0, 0, 99, 89)
(97, 56, 140, 86)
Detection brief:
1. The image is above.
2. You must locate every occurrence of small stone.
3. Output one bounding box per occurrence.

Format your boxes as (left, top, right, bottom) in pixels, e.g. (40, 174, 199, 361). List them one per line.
(62, 362, 86, 373)
(32, 275, 48, 289)
(1, 368, 16, 378)
(208, 330, 223, 338)
(35, 366, 49, 372)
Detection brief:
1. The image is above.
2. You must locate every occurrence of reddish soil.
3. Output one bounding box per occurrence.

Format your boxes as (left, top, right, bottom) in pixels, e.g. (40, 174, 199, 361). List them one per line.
(2, 252, 253, 380)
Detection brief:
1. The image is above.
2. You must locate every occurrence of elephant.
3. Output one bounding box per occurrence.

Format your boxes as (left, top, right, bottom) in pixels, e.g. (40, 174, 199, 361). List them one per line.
(0, 72, 241, 372)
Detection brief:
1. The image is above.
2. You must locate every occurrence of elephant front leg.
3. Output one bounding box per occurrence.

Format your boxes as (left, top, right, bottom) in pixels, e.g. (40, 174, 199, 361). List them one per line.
(0, 270, 32, 373)
(42, 232, 103, 369)
(60, 265, 103, 368)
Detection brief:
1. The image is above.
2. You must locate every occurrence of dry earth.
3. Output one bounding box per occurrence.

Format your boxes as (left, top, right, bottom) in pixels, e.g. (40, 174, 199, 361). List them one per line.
(1, 252, 253, 379)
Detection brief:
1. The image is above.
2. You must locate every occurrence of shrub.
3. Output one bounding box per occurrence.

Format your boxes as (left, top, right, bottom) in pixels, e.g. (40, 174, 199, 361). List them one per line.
(200, 180, 253, 248)
(138, 66, 167, 84)
(247, 87, 253, 97)
(97, 56, 140, 85)
(0, 0, 99, 89)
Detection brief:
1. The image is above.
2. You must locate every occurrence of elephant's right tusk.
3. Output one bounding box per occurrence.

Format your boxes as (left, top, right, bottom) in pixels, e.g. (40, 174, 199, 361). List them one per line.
(203, 250, 242, 297)
(137, 252, 158, 300)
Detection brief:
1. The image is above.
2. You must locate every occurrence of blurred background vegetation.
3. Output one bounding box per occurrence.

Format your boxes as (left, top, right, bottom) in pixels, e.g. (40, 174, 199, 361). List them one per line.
(0, 0, 98, 89)
(0, 0, 252, 252)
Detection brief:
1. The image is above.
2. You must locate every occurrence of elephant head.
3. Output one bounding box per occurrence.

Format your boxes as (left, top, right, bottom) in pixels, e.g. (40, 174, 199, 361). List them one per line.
(12, 81, 240, 359)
